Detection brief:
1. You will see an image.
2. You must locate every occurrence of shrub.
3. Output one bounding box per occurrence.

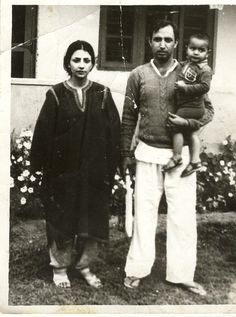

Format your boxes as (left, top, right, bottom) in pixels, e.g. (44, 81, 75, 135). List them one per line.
(111, 136, 236, 215)
(10, 128, 43, 220)
(10, 128, 236, 220)
(110, 173, 126, 215)
(197, 136, 236, 212)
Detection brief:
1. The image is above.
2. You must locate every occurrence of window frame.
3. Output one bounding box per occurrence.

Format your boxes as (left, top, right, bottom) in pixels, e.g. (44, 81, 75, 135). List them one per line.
(98, 6, 146, 71)
(98, 5, 217, 72)
(11, 5, 38, 78)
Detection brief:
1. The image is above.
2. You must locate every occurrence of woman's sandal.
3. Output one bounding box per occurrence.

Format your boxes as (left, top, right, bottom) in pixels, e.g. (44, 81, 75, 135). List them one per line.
(53, 268, 71, 288)
(181, 161, 202, 177)
(124, 276, 141, 289)
(79, 267, 103, 289)
(162, 157, 183, 172)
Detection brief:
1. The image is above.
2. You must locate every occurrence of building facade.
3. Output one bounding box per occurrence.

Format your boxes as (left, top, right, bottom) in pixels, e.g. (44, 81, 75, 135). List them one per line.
(11, 5, 236, 151)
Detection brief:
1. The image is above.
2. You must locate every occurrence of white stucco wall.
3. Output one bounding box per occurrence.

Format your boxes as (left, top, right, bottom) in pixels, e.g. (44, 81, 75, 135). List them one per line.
(36, 5, 100, 81)
(199, 5, 236, 150)
(11, 5, 236, 152)
(11, 4, 129, 133)
(35, 5, 129, 116)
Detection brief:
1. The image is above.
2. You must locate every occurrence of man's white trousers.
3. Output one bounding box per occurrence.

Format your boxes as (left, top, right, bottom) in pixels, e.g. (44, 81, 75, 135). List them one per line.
(125, 159, 197, 283)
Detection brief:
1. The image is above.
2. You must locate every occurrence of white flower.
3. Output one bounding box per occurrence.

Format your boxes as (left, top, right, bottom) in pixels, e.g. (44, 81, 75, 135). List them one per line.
(11, 155, 15, 160)
(229, 176, 234, 183)
(220, 160, 225, 166)
(200, 166, 207, 172)
(223, 167, 229, 174)
(36, 171, 42, 175)
(25, 160, 30, 166)
(222, 140, 228, 145)
(18, 144, 23, 149)
(230, 180, 236, 185)
(20, 186, 27, 193)
(23, 141, 31, 150)
(20, 129, 33, 138)
(112, 189, 115, 194)
(214, 177, 219, 182)
(16, 139, 21, 144)
(28, 187, 34, 193)
(216, 172, 222, 177)
(25, 130, 33, 138)
(20, 197, 26, 205)
(10, 177, 14, 188)
(30, 175, 36, 182)
(227, 162, 232, 167)
(114, 174, 120, 180)
(22, 170, 30, 177)
(209, 172, 213, 176)
(113, 185, 118, 190)
(120, 180, 125, 186)
(17, 156, 23, 162)
(39, 181, 42, 185)
(202, 206, 206, 210)
(17, 175, 24, 181)
(213, 201, 218, 208)
(228, 193, 233, 197)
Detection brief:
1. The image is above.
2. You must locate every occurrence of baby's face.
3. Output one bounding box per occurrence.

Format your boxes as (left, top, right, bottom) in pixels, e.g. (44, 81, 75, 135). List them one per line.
(186, 37, 209, 63)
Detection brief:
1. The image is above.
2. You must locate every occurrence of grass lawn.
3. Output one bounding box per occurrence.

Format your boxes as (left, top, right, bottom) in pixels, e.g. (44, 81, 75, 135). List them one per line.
(9, 212, 236, 307)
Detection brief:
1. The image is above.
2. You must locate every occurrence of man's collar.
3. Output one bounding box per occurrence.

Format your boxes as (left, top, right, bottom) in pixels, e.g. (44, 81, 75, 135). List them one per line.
(150, 59, 179, 77)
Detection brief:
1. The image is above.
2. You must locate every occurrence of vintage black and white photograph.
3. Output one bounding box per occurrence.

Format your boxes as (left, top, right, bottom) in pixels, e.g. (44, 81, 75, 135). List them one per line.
(2, 1, 236, 313)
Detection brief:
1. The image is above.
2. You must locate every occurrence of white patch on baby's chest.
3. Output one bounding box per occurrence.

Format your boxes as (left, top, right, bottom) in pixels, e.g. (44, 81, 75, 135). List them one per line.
(183, 66, 198, 83)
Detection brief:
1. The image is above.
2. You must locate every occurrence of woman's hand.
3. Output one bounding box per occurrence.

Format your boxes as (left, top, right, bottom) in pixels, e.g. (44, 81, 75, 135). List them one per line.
(166, 112, 189, 132)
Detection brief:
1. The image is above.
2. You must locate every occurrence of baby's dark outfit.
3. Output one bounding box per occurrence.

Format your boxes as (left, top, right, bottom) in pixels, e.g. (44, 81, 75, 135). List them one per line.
(176, 60, 212, 119)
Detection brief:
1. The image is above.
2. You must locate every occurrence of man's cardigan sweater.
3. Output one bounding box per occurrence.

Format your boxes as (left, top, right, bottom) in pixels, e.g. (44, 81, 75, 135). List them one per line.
(121, 61, 214, 157)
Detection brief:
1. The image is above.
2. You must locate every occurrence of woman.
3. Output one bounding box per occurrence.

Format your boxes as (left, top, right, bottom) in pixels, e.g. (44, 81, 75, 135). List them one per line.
(30, 41, 120, 289)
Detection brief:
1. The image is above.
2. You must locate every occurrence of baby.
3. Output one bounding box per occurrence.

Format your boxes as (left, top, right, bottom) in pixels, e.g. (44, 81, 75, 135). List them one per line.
(163, 33, 213, 177)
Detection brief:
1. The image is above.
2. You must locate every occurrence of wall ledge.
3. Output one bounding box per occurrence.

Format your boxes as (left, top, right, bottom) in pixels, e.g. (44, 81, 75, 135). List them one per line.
(11, 78, 57, 86)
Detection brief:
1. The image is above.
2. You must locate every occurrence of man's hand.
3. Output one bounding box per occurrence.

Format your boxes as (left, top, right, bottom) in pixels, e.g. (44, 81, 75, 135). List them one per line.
(166, 112, 189, 132)
(121, 156, 136, 180)
(175, 80, 186, 91)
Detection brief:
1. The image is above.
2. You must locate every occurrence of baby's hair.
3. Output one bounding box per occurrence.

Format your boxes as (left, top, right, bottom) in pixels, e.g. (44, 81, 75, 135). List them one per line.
(188, 33, 210, 49)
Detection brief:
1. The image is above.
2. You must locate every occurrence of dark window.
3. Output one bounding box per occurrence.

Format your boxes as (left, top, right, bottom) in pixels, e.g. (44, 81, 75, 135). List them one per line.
(105, 6, 134, 63)
(98, 5, 216, 71)
(11, 5, 38, 78)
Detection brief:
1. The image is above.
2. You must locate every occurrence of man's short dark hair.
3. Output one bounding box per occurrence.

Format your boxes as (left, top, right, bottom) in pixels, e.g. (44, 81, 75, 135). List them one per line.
(188, 33, 210, 49)
(148, 20, 179, 42)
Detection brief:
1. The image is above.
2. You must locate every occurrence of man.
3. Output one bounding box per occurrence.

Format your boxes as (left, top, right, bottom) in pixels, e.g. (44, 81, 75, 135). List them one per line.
(121, 20, 214, 295)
